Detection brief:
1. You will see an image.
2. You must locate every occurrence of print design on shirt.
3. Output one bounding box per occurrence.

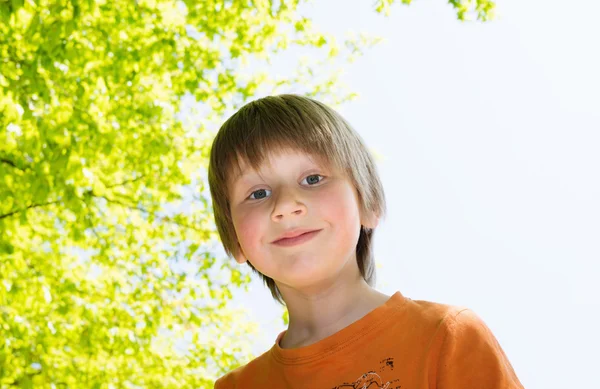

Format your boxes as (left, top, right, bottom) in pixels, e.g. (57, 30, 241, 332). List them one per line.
(331, 357, 401, 389)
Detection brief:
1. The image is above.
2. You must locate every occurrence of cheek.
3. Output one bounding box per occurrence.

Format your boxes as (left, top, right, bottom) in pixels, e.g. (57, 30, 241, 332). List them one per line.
(232, 209, 264, 250)
(313, 189, 361, 259)
(315, 183, 362, 227)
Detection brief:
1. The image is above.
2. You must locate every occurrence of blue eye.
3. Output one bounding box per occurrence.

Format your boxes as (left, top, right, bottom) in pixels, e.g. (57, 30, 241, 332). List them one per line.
(249, 188, 271, 200)
(302, 174, 323, 185)
(246, 175, 322, 200)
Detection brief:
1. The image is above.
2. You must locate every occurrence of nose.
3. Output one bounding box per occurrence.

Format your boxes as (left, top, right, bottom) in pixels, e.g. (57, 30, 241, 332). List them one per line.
(271, 187, 307, 222)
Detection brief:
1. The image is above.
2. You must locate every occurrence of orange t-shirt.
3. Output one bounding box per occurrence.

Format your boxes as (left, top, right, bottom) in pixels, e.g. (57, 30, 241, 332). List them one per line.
(214, 291, 524, 389)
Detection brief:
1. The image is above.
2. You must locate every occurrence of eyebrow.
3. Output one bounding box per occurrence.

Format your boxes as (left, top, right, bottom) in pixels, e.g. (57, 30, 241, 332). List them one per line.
(229, 158, 276, 188)
(230, 172, 250, 188)
(229, 169, 264, 197)
(229, 154, 331, 189)
(230, 165, 260, 185)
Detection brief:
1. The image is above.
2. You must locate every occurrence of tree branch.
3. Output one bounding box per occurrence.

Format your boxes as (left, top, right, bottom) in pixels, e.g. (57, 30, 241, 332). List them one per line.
(103, 174, 146, 189)
(0, 158, 28, 172)
(0, 200, 61, 220)
(96, 194, 204, 232)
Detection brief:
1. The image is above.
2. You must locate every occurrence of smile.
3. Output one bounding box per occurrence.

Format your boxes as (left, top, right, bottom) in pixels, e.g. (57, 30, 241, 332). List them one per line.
(271, 229, 322, 247)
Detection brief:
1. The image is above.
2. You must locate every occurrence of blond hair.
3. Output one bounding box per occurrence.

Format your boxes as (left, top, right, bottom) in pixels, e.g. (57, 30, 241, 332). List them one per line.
(208, 94, 386, 305)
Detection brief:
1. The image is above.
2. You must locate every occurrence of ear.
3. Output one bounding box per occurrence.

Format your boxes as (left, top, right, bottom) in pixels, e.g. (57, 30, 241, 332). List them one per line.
(361, 210, 379, 230)
(232, 244, 248, 264)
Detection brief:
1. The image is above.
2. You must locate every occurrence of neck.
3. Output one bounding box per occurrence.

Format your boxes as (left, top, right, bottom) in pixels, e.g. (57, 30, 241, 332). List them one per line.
(277, 262, 390, 349)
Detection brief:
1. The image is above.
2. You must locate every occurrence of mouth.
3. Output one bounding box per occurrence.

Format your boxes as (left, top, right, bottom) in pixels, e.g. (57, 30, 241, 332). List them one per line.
(272, 229, 322, 247)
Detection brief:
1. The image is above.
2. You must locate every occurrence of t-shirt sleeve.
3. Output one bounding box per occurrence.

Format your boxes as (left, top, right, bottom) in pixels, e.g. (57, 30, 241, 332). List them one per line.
(436, 308, 524, 389)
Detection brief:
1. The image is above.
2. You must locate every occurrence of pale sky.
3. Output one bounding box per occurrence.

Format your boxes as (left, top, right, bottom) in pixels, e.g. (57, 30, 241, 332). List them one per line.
(224, 1, 600, 388)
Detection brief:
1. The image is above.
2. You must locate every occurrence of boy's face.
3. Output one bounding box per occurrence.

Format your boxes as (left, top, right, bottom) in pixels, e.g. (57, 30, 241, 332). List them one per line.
(227, 148, 377, 291)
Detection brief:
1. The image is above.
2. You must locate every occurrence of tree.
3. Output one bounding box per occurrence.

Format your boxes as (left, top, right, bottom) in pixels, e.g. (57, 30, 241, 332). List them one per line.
(375, 0, 496, 20)
(0, 0, 495, 387)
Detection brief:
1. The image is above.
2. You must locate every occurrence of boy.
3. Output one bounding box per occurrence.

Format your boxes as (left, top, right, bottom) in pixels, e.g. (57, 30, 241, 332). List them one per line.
(209, 94, 524, 388)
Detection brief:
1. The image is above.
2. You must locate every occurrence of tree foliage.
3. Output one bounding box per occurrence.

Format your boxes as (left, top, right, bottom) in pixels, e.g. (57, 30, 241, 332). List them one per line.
(0, 0, 494, 387)
(375, 0, 496, 20)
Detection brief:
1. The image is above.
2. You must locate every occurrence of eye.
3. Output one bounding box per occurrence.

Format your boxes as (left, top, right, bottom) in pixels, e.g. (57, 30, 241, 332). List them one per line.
(301, 174, 324, 186)
(246, 175, 323, 200)
(248, 188, 271, 200)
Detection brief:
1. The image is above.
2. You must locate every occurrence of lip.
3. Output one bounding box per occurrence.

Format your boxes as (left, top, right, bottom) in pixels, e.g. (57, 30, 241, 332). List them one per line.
(271, 229, 322, 247)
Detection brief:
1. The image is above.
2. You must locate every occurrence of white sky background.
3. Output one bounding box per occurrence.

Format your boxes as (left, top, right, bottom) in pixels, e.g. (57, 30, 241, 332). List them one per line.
(223, 1, 600, 388)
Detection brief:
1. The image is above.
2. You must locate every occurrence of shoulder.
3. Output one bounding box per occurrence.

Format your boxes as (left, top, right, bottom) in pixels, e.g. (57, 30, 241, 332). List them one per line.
(408, 300, 524, 388)
(213, 349, 272, 389)
(433, 304, 498, 345)
(404, 298, 496, 348)
(398, 297, 508, 358)
(399, 297, 472, 331)
(377, 295, 490, 351)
